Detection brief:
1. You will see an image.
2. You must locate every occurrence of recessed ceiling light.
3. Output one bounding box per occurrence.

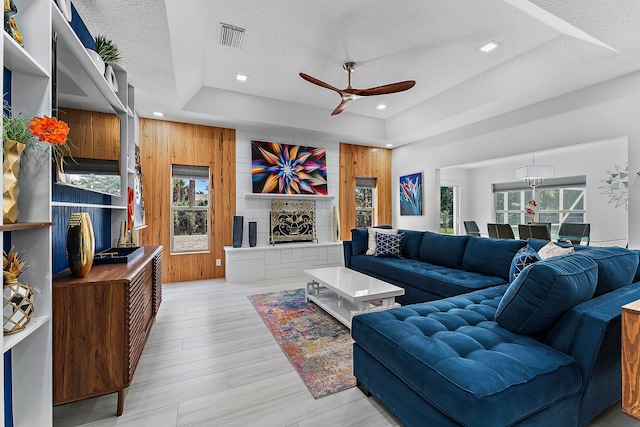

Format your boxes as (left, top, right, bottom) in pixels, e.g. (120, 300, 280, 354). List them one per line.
(385, 143, 393, 148)
(153, 111, 164, 117)
(376, 104, 387, 110)
(479, 41, 501, 53)
(236, 74, 248, 82)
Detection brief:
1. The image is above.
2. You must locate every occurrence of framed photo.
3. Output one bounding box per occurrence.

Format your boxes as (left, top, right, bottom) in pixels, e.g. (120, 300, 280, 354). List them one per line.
(400, 172, 422, 216)
(251, 140, 328, 195)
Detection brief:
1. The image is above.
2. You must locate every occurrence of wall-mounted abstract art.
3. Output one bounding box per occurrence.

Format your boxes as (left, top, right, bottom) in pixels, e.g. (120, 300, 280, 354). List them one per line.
(251, 140, 328, 195)
(400, 172, 422, 216)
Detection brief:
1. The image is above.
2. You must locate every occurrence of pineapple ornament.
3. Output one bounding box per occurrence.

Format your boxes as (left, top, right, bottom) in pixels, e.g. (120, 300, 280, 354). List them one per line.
(3, 247, 34, 335)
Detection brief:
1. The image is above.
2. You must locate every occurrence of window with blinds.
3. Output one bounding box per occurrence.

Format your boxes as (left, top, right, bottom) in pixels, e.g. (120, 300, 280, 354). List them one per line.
(171, 165, 210, 253)
(355, 177, 377, 228)
(493, 175, 586, 239)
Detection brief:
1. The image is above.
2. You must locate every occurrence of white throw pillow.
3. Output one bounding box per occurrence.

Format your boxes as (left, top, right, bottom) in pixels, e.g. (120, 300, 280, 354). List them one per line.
(366, 227, 398, 255)
(538, 241, 575, 259)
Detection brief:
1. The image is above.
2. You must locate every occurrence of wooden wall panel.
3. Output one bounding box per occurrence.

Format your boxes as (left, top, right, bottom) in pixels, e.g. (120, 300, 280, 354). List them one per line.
(339, 143, 392, 240)
(59, 107, 119, 161)
(139, 119, 235, 282)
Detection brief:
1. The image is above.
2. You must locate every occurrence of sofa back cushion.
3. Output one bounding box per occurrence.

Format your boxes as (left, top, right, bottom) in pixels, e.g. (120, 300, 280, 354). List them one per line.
(633, 250, 640, 283)
(418, 232, 469, 268)
(461, 237, 525, 280)
(351, 228, 369, 255)
(577, 247, 639, 296)
(495, 253, 598, 335)
(398, 229, 424, 259)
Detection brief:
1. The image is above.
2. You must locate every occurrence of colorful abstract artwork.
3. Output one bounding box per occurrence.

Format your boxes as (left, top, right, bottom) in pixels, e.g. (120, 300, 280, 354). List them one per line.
(400, 172, 422, 216)
(251, 140, 328, 195)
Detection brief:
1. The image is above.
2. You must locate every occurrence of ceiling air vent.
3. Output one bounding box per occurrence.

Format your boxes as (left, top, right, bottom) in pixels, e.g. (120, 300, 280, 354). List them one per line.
(218, 23, 245, 49)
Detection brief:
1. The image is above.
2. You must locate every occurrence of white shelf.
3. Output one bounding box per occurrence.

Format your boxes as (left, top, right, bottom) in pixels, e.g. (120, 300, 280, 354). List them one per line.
(3, 33, 49, 77)
(51, 6, 126, 113)
(244, 193, 334, 200)
(3, 315, 50, 352)
(52, 201, 127, 210)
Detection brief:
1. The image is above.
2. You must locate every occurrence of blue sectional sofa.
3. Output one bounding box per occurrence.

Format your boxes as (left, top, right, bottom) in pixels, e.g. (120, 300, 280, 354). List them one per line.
(345, 228, 640, 426)
(344, 227, 526, 304)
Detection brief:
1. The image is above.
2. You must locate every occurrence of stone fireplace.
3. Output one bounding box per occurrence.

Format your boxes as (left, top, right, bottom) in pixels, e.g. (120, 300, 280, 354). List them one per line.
(270, 199, 316, 244)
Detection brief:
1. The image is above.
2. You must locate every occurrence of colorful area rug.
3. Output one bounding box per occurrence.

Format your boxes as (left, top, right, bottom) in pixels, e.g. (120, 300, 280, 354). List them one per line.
(248, 288, 356, 398)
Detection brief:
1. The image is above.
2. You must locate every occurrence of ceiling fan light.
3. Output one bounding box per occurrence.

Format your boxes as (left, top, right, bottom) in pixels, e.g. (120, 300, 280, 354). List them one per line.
(152, 111, 164, 117)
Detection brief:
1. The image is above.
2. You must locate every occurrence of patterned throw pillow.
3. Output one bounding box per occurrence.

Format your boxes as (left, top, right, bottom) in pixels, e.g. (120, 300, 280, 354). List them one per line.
(366, 227, 398, 255)
(374, 233, 403, 258)
(538, 241, 575, 259)
(509, 245, 541, 282)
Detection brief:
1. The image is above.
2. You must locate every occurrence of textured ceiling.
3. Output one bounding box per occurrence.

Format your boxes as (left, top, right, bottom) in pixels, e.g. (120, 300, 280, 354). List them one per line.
(71, 0, 640, 147)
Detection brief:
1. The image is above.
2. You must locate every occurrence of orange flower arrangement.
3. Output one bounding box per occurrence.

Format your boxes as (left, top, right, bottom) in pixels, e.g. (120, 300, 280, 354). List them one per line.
(28, 115, 70, 146)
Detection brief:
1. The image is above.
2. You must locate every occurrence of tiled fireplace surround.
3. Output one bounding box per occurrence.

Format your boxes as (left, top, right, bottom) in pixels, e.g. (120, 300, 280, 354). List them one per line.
(224, 133, 343, 283)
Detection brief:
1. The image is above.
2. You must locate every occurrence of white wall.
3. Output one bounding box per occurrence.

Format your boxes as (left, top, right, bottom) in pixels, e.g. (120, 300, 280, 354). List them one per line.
(235, 129, 340, 247)
(393, 71, 640, 248)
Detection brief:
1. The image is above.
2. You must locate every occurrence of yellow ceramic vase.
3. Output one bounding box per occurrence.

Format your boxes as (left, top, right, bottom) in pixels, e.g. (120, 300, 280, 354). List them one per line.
(66, 212, 95, 278)
(3, 139, 26, 224)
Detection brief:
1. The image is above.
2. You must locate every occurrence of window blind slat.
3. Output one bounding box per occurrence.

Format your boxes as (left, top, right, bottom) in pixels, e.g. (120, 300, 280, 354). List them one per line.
(172, 164, 209, 179)
(493, 175, 586, 192)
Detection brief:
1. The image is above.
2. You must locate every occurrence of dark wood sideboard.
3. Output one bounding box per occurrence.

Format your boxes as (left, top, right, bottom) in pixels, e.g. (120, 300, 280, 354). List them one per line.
(52, 246, 163, 416)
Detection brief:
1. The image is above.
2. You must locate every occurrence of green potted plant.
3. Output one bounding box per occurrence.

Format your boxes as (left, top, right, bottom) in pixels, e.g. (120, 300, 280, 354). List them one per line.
(94, 34, 122, 64)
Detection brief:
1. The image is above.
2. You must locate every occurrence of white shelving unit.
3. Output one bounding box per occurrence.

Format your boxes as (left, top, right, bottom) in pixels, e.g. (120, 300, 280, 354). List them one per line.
(0, 1, 138, 425)
(2, 0, 53, 425)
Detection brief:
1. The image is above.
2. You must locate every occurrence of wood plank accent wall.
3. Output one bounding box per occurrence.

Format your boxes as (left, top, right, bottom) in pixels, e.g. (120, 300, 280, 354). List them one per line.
(338, 143, 392, 240)
(58, 107, 120, 161)
(139, 119, 236, 282)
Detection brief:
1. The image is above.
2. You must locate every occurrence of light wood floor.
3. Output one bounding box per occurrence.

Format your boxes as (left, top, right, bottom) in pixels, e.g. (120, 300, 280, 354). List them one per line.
(53, 277, 636, 427)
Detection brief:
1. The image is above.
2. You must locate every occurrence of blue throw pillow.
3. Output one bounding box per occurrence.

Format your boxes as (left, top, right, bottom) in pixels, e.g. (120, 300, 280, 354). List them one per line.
(495, 253, 598, 335)
(508, 245, 541, 282)
(374, 233, 403, 258)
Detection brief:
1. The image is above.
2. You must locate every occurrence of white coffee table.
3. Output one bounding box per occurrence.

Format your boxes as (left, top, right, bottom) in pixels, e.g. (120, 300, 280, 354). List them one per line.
(304, 266, 404, 328)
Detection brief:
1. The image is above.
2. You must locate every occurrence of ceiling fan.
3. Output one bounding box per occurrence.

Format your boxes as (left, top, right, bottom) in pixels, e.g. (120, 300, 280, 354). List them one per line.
(299, 62, 416, 116)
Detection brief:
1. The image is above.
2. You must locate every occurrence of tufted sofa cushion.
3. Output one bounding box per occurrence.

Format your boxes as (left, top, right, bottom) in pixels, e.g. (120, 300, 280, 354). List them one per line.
(351, 286, 582, 427)
(350, 256, 506, 299)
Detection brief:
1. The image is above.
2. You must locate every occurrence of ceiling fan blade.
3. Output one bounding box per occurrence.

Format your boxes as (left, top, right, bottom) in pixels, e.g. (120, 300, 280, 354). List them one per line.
(331, 99, 350, 116)
(299, 73, 341, 93)
(349, 80, 416, 97)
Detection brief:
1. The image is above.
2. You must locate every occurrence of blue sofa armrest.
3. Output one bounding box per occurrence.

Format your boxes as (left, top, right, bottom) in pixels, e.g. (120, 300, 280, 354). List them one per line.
(545, 283, 640, 425)
(343, 241, 353, 268)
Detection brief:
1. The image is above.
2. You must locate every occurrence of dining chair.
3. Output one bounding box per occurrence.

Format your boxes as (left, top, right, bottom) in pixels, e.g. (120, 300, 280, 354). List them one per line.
(487, 223, 514, 239)
(463, 221, 481, 237)
(518, 224, 550, 241)
(558, 223, 591, 245)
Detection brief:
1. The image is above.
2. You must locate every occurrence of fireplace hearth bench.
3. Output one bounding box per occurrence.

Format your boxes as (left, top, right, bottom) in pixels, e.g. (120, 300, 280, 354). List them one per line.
(344, 227, 640, 426)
